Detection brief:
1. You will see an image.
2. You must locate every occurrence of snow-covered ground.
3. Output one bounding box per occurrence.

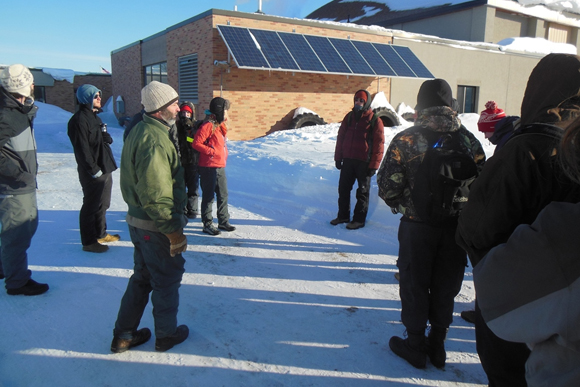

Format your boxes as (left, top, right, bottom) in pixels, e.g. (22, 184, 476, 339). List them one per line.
(0, 100, 496, 386)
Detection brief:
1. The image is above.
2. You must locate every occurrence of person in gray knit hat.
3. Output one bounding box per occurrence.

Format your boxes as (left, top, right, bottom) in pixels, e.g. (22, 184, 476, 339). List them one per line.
(111, 81, 189, 353)
(0, 64, 49, 296)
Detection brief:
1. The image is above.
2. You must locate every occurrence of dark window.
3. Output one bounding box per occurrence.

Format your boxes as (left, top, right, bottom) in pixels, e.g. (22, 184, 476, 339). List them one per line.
(457, 85, 478, 113)
(144, 62, 167, 85)
(34, 86, 46, 103)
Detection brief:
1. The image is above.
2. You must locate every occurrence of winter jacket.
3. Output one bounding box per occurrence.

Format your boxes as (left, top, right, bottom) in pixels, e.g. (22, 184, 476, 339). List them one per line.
(334, 108, 385, 170)
(121, 114, 187, 234)
(192, 121, 228, 168)
(474, 201, 580, 387)
(0, 88, 38, 195)
(456, 123, 580, 266)
(67, 105, 117, 177)
(377, 106, 485, 221)
(175, 117, 199, 166)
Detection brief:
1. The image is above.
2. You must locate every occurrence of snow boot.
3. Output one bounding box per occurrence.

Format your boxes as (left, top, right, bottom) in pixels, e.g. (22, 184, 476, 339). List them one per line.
(98, 233, 121, 243)
(389, 331, 427, 369)
(427, 326, 448, 369)
(330, 217, 349, 225)
(346, 221, 365, 230)
(7, 279, 49, 296)
(82, 242, 109, 253)
(218, 223, 236, 232)
(460, 310, 476, 324)
(111, 328, 151, 353)
(203, 223, 221, 236)
(155, 325, 189, 352)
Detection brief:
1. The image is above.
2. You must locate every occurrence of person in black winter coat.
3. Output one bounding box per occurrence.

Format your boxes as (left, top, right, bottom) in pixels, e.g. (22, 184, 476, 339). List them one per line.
(68, 84, 118, 253)
(175, 101, 200, 219)
(0, 64, 49, 296)
(456, 53, 580, 387)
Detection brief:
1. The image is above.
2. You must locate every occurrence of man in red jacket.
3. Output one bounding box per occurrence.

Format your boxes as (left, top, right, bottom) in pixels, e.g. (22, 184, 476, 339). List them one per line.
(193, 97, 235, 236)
(332, 89, 384, 230)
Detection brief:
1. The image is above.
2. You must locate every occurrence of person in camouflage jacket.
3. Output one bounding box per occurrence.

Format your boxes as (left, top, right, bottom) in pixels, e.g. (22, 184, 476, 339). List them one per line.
(377, 79, 485, 370)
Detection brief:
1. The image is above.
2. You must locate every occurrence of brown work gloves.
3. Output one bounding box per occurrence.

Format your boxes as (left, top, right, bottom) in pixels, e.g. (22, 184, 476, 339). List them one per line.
(165, 230, 187, 257)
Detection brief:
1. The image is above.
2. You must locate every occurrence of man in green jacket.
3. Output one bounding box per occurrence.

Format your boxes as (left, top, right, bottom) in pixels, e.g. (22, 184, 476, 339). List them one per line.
(111, 81, 189, 353)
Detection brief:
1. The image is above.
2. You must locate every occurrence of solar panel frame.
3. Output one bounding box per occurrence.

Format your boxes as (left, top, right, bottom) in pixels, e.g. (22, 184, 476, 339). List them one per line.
(371, 43, 416, 78)
(351, 40, 396, 77)
(249, 28, 300, 71)
(217, 25, 270, 69)
(216, 25, 434, 79)
(392, 45, 435, 79)
(328, 38, 375, 76)
(278, 31, 327, 73)
(304, 35, 352, 74)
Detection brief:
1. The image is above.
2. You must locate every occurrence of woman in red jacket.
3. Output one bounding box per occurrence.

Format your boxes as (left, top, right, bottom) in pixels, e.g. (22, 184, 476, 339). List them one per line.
(192, 97, 235, 235)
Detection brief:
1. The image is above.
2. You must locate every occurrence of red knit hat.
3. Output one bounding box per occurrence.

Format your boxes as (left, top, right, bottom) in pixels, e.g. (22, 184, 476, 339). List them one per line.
(180, 104, 193, 114)
(354, 90, 368, 103)
(478, 101, 506, 133)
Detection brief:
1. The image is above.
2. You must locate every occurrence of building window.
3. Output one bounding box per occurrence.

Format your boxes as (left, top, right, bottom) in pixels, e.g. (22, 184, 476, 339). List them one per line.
(34, 86, 46, 103)
(457, 85, 478, 114)
(144, 62, 167, 85)
(178, 54, 198, 104)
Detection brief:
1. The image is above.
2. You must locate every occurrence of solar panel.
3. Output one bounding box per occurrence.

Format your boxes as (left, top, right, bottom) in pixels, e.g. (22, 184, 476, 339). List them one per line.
(249, 29, 299, 71)
(218, 25, 269, 69)
(392, 45, 435, 79)
(372, 43, 415, 77)
(351, 40, 396, 77)
(278, 32, 327, 72)
(217, 25, 433, 79)
(304, 35, 352, 74)
(328, 38, 375, 75)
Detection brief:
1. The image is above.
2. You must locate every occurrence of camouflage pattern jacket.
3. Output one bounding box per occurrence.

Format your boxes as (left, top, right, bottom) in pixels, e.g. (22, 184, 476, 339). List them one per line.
(377, 106, 486, 221)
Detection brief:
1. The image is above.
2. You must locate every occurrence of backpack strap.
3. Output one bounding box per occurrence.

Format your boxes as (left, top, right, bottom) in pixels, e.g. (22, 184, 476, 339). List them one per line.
(504, 123, 562, 146)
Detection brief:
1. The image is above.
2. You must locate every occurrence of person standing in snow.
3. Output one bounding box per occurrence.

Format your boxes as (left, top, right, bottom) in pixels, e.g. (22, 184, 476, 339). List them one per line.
(456, 53, 580, 387)
(111, 81, 189, 353)
(473, 115, 580, 387)
(377, 79, 485, 369)
(0, 64, 49, 296)
(176, 101, 200, 219)
(192, 97, 235, 236)
(67, 84, 118, 253)
(331, 89, 384, 230)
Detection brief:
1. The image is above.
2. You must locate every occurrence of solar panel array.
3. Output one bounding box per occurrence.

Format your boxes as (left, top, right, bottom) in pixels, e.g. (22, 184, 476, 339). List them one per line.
(217, 25, 434, 79)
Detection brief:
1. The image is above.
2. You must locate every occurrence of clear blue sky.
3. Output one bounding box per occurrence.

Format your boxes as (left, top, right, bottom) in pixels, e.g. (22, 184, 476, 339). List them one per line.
(1, 0, 330, 73)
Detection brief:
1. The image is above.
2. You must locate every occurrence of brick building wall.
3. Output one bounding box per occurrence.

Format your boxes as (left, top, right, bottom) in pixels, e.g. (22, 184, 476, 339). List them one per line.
(39, 74, 112, 113)
(111, 43, 143, 119)
(112, 11, 393, 140)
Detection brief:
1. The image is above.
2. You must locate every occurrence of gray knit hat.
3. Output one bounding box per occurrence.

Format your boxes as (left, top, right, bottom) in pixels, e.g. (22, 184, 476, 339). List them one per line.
(141, 81, 178, 113)
(0, 64, 34, 98)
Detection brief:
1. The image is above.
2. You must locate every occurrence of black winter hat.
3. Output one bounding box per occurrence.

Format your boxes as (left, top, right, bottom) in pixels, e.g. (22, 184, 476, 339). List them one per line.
(415, 79, 453, 111)
(209, 97, 231, 123)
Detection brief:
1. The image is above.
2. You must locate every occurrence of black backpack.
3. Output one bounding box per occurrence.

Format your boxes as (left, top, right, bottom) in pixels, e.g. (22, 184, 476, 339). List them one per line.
(411, 128, 478, 227)
(185, 119, 205, 166)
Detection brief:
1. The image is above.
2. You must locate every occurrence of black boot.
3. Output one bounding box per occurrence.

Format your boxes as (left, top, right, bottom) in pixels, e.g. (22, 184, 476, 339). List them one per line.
(427, 326, 448, 369)
(389, 330, 427, 369)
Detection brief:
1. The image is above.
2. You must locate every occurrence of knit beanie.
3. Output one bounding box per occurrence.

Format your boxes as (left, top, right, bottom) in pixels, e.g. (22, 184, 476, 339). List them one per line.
(180, 103, 193, 115)
(76, 84, 101, 109)
(478, 101, 506, 133)
(0, 64, 34, 98)
(416, 79, 453, 111)
(354, 90, 368, 103)
(141, 81, 179, 113)
(209, 97, 231, 123)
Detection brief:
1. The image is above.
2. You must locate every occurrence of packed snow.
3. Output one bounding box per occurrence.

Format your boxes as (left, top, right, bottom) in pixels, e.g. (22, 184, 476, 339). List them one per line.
(0, 98, 497, 386)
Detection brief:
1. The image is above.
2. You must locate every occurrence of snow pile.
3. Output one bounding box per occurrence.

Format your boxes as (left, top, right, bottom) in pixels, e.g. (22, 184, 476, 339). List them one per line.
(41, 68, 76, 83)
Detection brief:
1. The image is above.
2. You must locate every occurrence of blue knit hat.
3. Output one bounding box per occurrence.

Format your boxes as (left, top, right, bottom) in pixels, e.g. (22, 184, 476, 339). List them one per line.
(76, 84, 101, 109)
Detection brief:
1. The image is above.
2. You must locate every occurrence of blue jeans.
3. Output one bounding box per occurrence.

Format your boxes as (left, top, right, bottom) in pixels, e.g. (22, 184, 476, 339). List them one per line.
(114, 225, 185, 339)
(0, 192, 38, 289)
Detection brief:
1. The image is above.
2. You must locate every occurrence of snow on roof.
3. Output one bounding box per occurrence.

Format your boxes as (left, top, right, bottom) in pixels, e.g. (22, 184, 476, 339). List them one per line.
(41, 68, 76, 83)
(498, 37, 578, 55)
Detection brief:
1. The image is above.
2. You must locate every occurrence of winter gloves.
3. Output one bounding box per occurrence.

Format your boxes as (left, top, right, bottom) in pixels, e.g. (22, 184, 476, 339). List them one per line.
(102, 132, 113, 144)
(335, 160, 342, 170)
(165, 230, 187, 257)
